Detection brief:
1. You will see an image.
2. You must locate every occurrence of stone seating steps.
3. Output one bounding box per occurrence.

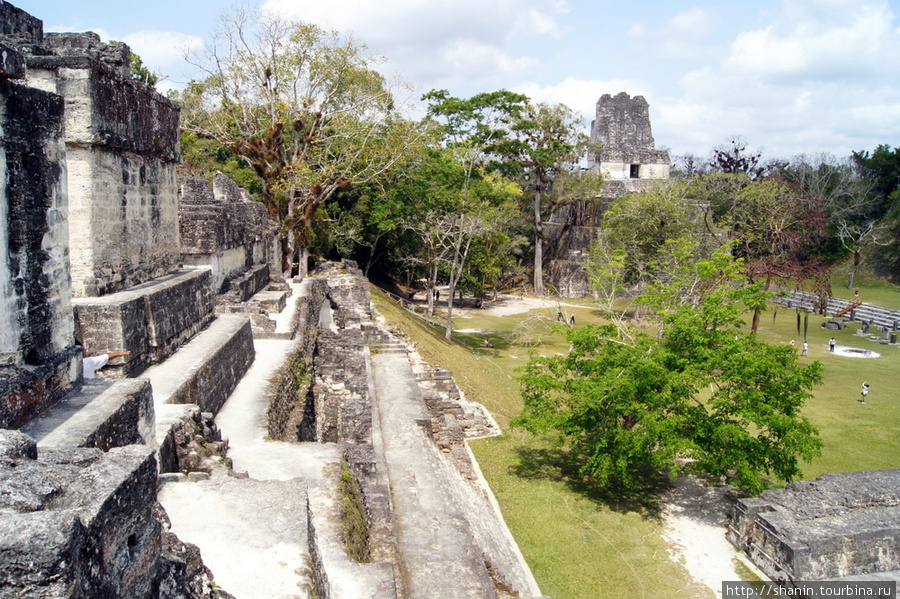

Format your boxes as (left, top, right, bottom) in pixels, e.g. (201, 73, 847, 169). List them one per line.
(145, 314, 255, 416)
(217, 284, 295, 340)
(18, 314, 254, 457)
(73, 268, 215, 378)
(370, 343, 408, 355)
(158, 455, 399, 598)
(775, 290, 900, 330)
(19, 378, 154, 451)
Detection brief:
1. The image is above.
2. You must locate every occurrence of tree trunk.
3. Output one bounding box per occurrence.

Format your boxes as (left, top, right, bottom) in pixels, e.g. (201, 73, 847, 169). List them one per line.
(533, 191, 544, 296)
(847, 249, 861, 289)
(280, 236, 293, 279)
(297, 245, 309, 280)
(426, 264, 437, 317)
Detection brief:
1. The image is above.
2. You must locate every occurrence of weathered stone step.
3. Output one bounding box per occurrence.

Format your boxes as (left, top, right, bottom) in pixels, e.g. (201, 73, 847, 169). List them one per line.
(254, 288, 290, 313)
(73, 267, 215, 377)
(158, 474, 314, 599)
(145, 314, 255, 415)
(19, 378, 154, 450)
(370, 344, 407, 355)
(307, 476, 399, 598)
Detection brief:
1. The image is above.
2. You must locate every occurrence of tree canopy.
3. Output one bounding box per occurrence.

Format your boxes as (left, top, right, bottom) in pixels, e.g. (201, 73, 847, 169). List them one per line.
(179, 7, 425, 275)
(515, 277, 823, 494)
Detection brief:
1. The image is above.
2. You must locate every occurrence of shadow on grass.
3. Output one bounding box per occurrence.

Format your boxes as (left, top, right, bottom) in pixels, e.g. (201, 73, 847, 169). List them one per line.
(511, 445, 671, 519)
(455, 331, 513, 352)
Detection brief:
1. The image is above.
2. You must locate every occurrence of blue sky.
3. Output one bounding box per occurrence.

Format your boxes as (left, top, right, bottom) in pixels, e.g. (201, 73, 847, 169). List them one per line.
(18, 0, 900, 162)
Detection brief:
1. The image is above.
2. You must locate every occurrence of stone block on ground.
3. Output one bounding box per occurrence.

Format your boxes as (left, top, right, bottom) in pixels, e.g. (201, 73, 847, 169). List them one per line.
(147, 314, 255, 415)
(728, 469, 900, 581)
(19, 378, 154, 451)
(0, 442, 161, 599)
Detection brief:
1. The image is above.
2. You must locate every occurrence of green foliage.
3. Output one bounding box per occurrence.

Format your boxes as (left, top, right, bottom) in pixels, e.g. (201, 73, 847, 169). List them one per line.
(180, 8, 427, 272)
(852, 144, 900, 207)
(109, 42, 158, 88)
(599, 180, 713, 285)
(339, 461, 371, 563)
(129, 51, 158, 87)
(515, 285, 823, 494)
(178, 131, 264, 198)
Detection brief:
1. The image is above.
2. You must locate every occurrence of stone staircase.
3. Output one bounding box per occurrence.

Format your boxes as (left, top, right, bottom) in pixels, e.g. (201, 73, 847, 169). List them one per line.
(212, 263, 299, 340)
(15, 262, 546, 599)
(775, 289, 900, 340)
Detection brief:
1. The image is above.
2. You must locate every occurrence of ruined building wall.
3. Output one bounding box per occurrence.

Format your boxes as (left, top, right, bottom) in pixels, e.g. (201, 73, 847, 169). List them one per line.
(0, 35, 80, 427)
(546, 92, 671, 297)
(590, 91, 670, 184)
(24, 32, 182, 298)
(180, 173, 279, 294)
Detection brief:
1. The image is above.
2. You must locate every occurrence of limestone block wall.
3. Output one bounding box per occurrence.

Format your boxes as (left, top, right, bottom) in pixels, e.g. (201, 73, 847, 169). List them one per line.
(590, 92, 670, 181)
(23, 33, 182, 297)
(267, 278, 328, 441)
(73, 268, 215, 377)
(543, 200, 608, 298)
(728, 470, 900, 581)
(0, 431, 161, 599)
(0, 65, 80, 427)
(180, 174, 279, 295)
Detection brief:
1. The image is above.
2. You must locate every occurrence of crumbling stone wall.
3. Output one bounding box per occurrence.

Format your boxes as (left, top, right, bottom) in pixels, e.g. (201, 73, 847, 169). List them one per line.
(180, 174, 278, 295)
(728, 469, 900, 581)
(17, 31, 182, 297)
(590, 91, 670, 182)
(0, 430, 161, 599)
(309, 263, 374, 445)
(267, 278, 328, 440)
(0, 26, 80, 427)
(72, 268, 215, 377)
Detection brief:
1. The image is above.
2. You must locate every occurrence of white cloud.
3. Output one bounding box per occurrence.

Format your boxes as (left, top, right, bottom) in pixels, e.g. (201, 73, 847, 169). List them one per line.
(666, 1, 900, 157)
(121, 30, 204, 73)
(515, 77, 650, 134)
(725, 0, 900, 82)
(667, 7, 716, 38)
(260, 0, 568, 94)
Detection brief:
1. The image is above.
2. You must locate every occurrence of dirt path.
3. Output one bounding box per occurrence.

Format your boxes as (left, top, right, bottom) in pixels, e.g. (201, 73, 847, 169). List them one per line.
(661, 477, 766, 598)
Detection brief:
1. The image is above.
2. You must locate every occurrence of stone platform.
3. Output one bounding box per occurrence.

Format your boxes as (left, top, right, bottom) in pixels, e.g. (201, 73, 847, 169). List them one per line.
(20, 378, 153, 451)
(73, 268, 216, 377)
(728, 469, 900, 581)
(145, 313, 255, 414)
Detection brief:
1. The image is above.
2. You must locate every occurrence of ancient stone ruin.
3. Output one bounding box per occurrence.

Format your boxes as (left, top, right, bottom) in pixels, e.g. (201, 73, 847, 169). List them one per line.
(546, 92, 670, 297)
(728, 470, 900, 582)
(0, 3, 546, 597)
(589, 91, 670, 190)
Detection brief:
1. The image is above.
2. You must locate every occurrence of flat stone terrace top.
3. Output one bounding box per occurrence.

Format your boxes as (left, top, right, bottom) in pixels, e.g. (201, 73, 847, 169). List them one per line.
(730, 470, 900, 580)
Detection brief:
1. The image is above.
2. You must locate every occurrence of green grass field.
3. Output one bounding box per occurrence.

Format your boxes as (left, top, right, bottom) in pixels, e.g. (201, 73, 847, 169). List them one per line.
(370, 272, 900, 599)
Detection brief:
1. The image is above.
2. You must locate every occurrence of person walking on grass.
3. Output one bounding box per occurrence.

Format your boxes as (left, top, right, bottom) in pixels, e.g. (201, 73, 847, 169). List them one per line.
(861, 382, 869, 404)
(801, 341, 809, 356)
(829, 337, 836, 352)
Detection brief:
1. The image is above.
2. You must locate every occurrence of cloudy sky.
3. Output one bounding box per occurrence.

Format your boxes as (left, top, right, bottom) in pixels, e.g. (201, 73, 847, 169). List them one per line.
(20, 0, 900, 161)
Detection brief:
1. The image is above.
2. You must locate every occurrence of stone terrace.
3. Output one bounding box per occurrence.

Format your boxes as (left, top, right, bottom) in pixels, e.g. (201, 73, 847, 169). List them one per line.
(728, 470, 900, 581)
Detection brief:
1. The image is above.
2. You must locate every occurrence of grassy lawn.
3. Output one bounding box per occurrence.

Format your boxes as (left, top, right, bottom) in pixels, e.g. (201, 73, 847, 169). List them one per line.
(370, 276, 900, 599)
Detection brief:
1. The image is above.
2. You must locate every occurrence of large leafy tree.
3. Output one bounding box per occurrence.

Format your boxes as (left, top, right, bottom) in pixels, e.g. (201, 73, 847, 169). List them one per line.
(851, 145, 900, 278)
(598, 179, 714, 286)
(421, 90, 528, 336)
(179, 7, 423, 276)
(490, 102, 595, 295)
(779, 154, 887, 288)
(515, 278, 822, 494)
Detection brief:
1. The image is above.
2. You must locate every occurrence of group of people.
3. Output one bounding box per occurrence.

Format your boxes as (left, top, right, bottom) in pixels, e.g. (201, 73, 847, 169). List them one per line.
(790, 338, 872, 405)
(790, 337, 838, 356)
